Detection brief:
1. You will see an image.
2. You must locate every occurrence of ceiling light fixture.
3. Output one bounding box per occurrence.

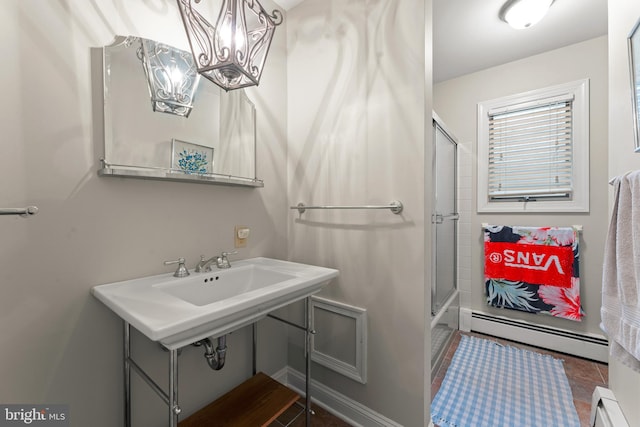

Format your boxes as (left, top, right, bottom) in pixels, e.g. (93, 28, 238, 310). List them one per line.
(176, 0, 283, 92)
(499, 0, 554, 30)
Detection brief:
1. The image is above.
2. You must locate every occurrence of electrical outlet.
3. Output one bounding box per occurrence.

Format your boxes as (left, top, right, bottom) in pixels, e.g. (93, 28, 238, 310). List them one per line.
(235, 226, 250, 248)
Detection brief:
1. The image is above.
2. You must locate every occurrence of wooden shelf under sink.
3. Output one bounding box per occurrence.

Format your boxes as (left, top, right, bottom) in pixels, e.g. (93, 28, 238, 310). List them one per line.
(178, 372, 300, 427)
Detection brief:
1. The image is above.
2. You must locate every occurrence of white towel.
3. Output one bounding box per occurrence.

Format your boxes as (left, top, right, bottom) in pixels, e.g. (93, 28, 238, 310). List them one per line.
(601, 170, 640, 372)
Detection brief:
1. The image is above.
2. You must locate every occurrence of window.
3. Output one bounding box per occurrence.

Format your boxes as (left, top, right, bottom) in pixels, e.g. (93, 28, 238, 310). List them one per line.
(477, 79, 589, 212)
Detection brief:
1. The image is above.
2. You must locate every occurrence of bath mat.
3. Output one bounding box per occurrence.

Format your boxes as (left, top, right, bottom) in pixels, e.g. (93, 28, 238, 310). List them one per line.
(431, 335, 580, 427)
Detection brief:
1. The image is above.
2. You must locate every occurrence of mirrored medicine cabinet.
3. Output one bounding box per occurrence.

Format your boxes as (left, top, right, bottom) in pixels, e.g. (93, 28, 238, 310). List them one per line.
(97, 35, 262, 187)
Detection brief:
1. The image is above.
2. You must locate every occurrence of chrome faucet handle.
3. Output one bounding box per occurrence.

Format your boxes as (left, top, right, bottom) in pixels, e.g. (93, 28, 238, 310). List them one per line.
(217, 251, 238, 269)
(164, 257, 190, 277)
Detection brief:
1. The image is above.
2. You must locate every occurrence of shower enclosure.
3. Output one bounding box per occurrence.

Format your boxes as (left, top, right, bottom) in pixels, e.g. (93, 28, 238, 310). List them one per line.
(430, 113, 459, 376)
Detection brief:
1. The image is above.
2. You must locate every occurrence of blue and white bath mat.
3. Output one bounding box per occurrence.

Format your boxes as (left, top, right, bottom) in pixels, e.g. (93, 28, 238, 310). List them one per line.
(431, 335, 580, 427)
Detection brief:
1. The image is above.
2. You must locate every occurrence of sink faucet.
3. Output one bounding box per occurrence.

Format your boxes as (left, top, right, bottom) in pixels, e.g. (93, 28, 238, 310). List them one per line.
(195, 251, 237, 272)
(195, 255, 217, 273)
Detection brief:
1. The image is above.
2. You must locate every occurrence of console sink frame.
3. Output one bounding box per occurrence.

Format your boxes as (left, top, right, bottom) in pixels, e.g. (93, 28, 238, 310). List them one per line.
(123, 297, 315, 427)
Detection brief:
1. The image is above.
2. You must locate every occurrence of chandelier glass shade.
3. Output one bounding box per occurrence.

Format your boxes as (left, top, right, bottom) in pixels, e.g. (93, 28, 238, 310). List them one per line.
(176, 0, 283, 91)
(138, 38, 201, 117)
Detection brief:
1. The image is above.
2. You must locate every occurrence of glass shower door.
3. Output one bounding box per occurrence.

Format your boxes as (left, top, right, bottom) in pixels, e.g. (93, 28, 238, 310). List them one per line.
(432, 117, 458, 316)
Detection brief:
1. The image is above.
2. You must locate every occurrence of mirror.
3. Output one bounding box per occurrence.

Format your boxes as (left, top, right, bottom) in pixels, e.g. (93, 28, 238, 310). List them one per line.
(98, 35, 262, 187)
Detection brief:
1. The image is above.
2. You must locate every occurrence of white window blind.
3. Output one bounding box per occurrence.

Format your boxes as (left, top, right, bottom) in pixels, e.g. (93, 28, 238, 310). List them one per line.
(487, 93, 574, 201)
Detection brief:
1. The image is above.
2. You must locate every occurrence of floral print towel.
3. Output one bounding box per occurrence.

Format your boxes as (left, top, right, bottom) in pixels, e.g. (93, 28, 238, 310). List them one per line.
(484, 225, 584, 322)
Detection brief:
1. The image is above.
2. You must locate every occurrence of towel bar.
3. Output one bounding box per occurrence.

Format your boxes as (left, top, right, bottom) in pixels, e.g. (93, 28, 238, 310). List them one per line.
(0, 206, 39, 217)
(291, 201, 403, 215)
(481, 223, 582, 233)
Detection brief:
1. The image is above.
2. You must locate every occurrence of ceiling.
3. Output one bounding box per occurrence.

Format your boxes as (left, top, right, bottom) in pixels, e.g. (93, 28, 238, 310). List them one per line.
(433, 0, 608, 82)
(273, 0, 608, 83)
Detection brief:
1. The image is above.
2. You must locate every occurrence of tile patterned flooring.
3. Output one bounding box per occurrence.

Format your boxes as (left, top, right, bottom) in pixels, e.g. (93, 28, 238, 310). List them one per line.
(270, 399, 352, 427)
(274, 331, 608, 426)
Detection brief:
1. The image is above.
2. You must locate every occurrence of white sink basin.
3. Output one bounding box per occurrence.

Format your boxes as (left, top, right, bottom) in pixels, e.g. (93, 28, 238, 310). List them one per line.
(154, 265, 296, 306)
(92, 257, 338, 349)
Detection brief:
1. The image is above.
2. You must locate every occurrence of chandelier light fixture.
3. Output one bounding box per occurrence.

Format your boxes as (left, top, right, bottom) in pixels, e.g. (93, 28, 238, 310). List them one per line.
(176, 0, 283, 92)
(138, 37, 201, 117)
(499, 0, 554, 30)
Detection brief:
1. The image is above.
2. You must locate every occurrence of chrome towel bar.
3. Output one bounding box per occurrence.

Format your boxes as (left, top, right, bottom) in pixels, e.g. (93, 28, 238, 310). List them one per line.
(0, 206, 39, 217)
(481, 223, 582, 233)
(291, 200, 403, 215)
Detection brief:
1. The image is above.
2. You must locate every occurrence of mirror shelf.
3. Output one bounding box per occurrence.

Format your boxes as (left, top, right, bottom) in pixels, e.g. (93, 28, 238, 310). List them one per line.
(99, 162, 264, 188)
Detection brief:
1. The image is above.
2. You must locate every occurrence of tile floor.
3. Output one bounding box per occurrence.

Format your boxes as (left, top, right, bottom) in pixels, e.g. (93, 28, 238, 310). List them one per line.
(273, 330, 608, 426)
(270, 399, 352, 427)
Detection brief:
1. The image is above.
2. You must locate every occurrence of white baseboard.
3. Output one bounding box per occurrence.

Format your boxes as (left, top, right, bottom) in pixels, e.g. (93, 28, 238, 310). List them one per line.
(468, 310, 608, 362)
(271, 367, 403, 427)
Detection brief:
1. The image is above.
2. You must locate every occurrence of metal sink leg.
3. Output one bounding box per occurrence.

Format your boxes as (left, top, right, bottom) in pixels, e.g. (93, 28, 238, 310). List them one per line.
(123, 321, 181, 427)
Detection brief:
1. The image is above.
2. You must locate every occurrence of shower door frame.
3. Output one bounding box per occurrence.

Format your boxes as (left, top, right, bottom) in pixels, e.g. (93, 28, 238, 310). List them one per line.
(431, 112, 459, 316)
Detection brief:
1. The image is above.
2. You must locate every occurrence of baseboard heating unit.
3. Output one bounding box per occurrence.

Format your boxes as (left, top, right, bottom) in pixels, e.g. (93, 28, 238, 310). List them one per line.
(467, 310, 609, 362)
(590, 387, 629, 427)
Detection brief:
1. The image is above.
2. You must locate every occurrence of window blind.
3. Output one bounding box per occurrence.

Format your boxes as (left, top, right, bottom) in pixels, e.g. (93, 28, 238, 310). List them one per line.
(487, 94, 574, 201)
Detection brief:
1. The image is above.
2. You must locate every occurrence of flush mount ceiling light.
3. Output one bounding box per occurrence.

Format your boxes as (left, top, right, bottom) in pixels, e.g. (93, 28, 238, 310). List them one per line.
(499, 0, 554, 30)
(138, 38, 201, 117)
(176, 0, 283, 92)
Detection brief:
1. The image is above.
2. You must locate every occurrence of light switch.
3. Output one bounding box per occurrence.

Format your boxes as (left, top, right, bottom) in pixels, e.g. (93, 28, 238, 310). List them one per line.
(235, 226, 250, 248)
(237, 227, 250, 239)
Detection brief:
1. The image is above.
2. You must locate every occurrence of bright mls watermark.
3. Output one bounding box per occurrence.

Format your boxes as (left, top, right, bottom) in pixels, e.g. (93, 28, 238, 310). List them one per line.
(0, 405, 69, 426)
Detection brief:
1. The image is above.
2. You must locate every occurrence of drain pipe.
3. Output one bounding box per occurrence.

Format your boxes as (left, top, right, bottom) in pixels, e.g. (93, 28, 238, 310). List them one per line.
(199, 336, 227, 371)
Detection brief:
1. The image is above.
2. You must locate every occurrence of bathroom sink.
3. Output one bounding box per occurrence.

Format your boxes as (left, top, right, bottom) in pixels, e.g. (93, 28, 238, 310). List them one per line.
(92, 257, 338, 349)
(155, 265, 297, 306)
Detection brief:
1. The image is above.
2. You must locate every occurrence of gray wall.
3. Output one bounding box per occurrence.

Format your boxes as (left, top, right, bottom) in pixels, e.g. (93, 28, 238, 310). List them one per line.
(434, 36, 609, 338)
(286, 1, 432, 425)
(0, 1, 288, 426)
(607, 0, 640, 425)
(2, 1, 433, 426)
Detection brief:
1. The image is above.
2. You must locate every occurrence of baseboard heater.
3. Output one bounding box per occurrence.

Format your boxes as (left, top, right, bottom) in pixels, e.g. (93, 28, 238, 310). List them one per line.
(468, 311, 609, 362)
(590, 387, 630, 427)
